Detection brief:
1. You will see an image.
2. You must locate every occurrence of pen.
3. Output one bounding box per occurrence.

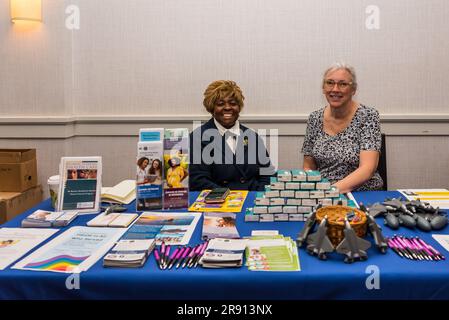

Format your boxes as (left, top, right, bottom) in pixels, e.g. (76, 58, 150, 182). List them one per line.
(188, 244, 203, 268)
(166, 247, 180, 270)
(160, 241, 166, 267)
(169, 247, 185, 270)
(183, 245, 197, 269)
(164, 245, 171, 269)
(154, 249, 162, 269)
(194, 241, 209, 268)
(176, 247, 191, 269)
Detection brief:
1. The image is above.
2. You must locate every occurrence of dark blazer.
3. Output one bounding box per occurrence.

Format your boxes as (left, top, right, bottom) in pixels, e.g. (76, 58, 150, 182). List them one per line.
(189, 118, 274, 191)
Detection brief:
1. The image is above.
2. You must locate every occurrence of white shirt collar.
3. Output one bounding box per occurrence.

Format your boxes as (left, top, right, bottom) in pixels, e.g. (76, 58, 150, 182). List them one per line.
(213, 118, 241, 137)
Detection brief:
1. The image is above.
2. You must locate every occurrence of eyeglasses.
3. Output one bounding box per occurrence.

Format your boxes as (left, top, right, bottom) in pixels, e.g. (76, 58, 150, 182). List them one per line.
(323, 80, 353, 90)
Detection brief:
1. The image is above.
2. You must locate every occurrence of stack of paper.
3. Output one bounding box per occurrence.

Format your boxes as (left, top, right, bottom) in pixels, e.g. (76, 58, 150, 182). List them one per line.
(103, 239, 156, 268)
(101, 180, 136, 205)
(245, 235, 301, 271)
(21, 210, 79, 228)
(87, 212, 139, 228)
(199, 238, 247, 268)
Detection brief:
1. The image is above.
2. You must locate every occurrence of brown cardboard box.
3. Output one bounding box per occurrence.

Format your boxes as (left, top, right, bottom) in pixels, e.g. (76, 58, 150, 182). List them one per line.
(0, 149, 37, 192)
(0, 185, 43, 224)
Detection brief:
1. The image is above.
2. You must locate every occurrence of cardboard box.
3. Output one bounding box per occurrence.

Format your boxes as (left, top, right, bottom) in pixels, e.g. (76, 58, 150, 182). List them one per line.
(0, 185, 43, 224)
(0, 149, 37, 192)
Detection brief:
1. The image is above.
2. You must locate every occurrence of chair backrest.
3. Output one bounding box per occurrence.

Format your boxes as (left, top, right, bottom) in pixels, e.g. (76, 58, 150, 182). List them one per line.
(378, 133, 388, 190)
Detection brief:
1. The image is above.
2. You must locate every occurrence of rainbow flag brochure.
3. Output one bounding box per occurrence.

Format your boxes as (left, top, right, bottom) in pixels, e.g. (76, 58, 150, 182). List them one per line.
(0, 228, 58, 270)
(12, 226, 125, 273)
(189, 190, 248, 213)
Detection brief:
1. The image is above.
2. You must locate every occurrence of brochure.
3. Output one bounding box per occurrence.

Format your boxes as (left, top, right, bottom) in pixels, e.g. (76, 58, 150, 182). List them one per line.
(199, 238, 248, 268)
(57, 156, 102, 214)
(398, 189, 449, 209)
(189, 190, 248, 213)
(202, 212, 240, 240)
(163, 128, 189, 210)
(245, 235, 301, 272)
(12, 226, 125, 273)
(87, 212, 139, 228)
(136, 135, 164, 211)
(0, 228, 59, 270)
(103, 239, 156, 268)
(21, 209, 79, 228)
(121, 212, 201, 245)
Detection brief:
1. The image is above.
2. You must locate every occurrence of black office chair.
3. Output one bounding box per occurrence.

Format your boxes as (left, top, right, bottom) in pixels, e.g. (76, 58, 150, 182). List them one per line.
(377, 133, 388, 190)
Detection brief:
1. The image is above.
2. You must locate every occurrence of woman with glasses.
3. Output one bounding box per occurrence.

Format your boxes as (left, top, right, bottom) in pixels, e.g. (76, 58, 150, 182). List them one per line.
(301, 62, 383, 193)
(189, 80, 274, 191)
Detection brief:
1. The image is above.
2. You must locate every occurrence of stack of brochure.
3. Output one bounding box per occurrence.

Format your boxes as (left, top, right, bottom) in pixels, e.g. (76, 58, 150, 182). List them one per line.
(202, 212, 240, 240)
(199, 238, 248, 268)
(245, 234, 301, 272)
(103, 239, 156, 268)
(21, 210, 79, 228)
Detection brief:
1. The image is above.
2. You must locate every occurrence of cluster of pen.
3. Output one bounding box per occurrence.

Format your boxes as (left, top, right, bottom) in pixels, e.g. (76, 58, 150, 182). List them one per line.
(387, 236, 445, 261)
(154, 241, 209, 270)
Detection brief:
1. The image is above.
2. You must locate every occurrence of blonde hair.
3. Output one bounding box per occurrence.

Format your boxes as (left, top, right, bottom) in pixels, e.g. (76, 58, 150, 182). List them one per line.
(323, 62, 358, 90)
(203, 80, 245, 114)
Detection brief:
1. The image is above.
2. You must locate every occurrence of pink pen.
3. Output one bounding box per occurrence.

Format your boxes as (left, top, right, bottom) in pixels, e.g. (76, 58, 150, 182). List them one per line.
(160, 241, 166, 265)
(164, 246, 171, 269)
(167, 247, 179, 269)
(188, 244, 203, 268)
(154, 249, 162, 269)
(402, 237, 423, 260)
(416, 238, 441, 261)
(176, 247, 191, 269)
(194, 241, 209, 268)
(183, 246, 197, 268)
(169, 247, 185, 270)
(391, 238, 411, 259)
(410, 238, 430, 260)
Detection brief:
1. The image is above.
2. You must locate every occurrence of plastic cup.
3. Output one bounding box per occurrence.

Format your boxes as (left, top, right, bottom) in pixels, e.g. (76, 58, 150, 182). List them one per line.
(47, 175, 60, 209)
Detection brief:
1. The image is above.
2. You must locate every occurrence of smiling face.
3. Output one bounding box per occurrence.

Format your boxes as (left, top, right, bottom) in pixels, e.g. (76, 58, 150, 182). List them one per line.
(213, 97, 241, 129)
(322, 69, 356, 109)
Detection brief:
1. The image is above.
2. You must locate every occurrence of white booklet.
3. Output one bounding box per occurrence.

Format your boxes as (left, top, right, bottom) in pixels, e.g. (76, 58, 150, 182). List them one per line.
(57, 156, 102, 214)
(101, 180, 136, 205)
(21, 209, 79, 228)
(87, 212, 138, 228)
(199, 238, 248, 268)
(0, 228, 59, 270)
(12, 226, 125, 273)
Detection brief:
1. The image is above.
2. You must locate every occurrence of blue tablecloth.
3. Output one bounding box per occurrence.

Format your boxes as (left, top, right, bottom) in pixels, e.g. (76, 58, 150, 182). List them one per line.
(1, 191, 449, 300)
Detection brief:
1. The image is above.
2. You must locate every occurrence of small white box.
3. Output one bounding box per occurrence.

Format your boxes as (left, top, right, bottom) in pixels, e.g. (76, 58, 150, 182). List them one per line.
(297, 206, 313, 213)
(260, 214, 275, 222)
(280, 190, 295, 198)
(255, 197, 270, 206)
(277, 170, 292, 182)
(291, 170, 307, 182)
(285, 182, 300, 190)
(283, 206, 298, 214)
(325, 187, 340, 198)
(245, 214, 260, 222)
(316, 180, 332, 190)
(309, 190, 325, 199)
(318, 198, 333, 206)
(265, 190, 280, 198)
(270, 198, 285, 206)
(295, 191, 310, 199)
(305, 170, 322, 181)
(286, 198, 302, 206)
(288, 214, 304, 221)
(300, 182, 315, 190)
(268, 206, 283, 214)
(270, 182, 285, 190)
(274, 214, 289, 221)
(254, 206, 268, 214)
(302, 199, 317, 206)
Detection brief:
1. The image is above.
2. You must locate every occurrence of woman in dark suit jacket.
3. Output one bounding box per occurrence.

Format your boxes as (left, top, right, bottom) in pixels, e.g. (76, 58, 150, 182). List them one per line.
(189, 80, 274, 191)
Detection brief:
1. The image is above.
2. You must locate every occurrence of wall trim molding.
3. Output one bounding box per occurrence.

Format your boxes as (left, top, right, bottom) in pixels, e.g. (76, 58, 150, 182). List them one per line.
(1, 114, 449, 138)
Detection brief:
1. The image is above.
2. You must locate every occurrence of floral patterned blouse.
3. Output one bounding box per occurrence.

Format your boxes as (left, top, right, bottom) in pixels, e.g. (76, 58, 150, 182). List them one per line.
(301, 105, 383, 191)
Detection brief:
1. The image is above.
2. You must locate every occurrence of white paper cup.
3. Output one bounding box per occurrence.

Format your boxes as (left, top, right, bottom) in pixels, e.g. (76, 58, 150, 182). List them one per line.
(47, 175, 60, 209)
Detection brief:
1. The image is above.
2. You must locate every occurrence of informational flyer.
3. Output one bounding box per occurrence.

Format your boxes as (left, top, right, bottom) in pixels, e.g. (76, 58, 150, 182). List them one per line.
(202, 212, 240, 240)
(189, 190, 248, 213)
(398, 189, 449, 209)
(12, 226, 125, 273)
(122, 212, 201, 245)
(57, 156, 102, 214)
(0, 228, 59, 270)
